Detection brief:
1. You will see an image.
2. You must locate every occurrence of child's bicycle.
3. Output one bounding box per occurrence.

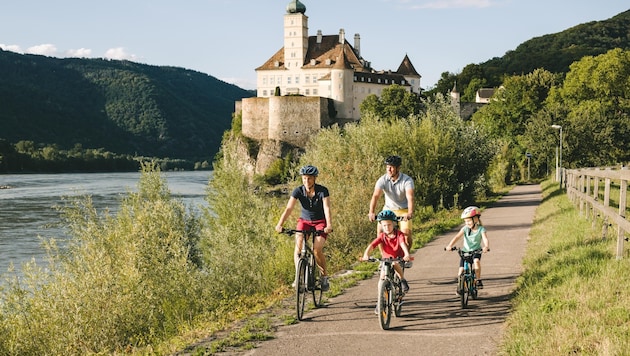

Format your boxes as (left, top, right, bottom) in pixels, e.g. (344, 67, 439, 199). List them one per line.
(447, 247, 487, 308)
(281, 228, 325, 320)
(365, 256, 412, 330)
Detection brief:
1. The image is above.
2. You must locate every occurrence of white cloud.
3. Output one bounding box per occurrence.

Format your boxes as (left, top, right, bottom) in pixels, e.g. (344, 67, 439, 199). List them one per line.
(26, 43, 58, 56)
(104, 47, 139, 61)
(66, 48, 92, 58)
(0, 44, 23, 53)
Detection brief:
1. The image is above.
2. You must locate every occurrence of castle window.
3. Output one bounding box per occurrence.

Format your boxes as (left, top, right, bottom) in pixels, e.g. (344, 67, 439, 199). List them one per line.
(313, 89, 318, 95)
(305, 76, 310, 83)
(313, 76, 318, 84)
(305, 89, 310, 95)
(287, 77, 292, 84)
(263, 77, 267, 85)
(295, 76, 300, 84)
(263, 90, 268, 96)
(270, 76, 274, 85)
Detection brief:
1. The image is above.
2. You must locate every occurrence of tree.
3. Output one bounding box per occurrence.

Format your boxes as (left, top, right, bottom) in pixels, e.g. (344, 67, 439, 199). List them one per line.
(359, 84, 420, 121)
(546, 48, 630, 167)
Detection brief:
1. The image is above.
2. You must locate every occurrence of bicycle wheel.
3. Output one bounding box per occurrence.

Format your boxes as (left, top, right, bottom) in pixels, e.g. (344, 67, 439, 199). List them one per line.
(310, 255, 323, 307)
(471, 276, 479, 300)
(459, 275, 469, 308)
(377, 279, 392, 330)
(296, 258, 308, 320)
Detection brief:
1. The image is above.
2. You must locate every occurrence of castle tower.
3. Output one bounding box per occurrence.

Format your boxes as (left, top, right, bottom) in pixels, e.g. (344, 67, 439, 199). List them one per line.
(284, 0, 308, 93)
(450, 81, 461, 116)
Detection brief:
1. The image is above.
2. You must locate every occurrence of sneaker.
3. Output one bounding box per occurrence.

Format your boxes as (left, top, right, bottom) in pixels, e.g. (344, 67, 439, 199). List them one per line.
(476, 280, 484, 289)
(401, 279, 410, 293)
(320, 276, 329, 291)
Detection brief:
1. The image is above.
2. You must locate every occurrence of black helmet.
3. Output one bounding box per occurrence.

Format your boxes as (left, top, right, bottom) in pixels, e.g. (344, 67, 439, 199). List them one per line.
(384, 155, 402, 167)
(299, 165, 319, 176)
(376, 210, 398, 221)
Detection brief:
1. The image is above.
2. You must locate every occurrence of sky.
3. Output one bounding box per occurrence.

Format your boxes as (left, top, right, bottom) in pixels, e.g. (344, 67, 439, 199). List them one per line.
(1, 1, 628, 91)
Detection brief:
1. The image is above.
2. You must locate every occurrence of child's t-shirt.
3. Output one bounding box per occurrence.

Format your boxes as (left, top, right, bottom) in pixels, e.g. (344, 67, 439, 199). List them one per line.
(463, 225, 486, 251)
(369, 230, 406, 258)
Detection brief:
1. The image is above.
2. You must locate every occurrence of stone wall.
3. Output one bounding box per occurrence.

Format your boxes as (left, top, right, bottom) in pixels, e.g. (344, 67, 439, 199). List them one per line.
(240, 96, 331, 147)
(241, 97, 270, 141)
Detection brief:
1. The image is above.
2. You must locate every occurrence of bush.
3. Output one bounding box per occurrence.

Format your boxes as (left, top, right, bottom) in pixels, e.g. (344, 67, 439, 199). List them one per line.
(0, 162, 210, 354)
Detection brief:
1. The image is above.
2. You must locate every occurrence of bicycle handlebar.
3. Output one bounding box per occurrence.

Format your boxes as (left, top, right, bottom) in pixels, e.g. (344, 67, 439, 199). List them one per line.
(444, 247, 490, 253)
(280, 228, 325, 236)
(363, 256, 414, 263)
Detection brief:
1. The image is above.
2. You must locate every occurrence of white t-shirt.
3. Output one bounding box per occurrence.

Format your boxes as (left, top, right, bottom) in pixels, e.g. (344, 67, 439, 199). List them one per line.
(375, 173, 414, 210)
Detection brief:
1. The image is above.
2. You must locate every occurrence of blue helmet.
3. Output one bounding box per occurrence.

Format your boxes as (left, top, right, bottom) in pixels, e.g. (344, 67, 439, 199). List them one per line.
(299, 165, 319, 176)
(376, 210, 398, 221)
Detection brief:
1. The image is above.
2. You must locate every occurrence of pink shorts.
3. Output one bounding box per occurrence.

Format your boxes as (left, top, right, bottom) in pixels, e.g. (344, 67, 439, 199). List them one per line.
(296, 218, 328, 239)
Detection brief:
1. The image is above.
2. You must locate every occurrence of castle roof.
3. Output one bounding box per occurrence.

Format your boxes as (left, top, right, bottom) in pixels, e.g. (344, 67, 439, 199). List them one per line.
(255, 34, 365, 72)
(396, 54, 421, 77)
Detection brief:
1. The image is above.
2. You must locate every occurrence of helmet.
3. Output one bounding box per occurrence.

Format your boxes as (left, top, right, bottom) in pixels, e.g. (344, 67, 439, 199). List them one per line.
(461, 206, 481, 219)
(299, 165, 319, 176)
(384, 155, 402, 167)
(376, 210, 398, 221)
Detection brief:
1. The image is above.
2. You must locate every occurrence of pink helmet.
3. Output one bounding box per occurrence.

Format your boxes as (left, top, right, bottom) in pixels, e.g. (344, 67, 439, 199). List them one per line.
(461, 206, 481, 219)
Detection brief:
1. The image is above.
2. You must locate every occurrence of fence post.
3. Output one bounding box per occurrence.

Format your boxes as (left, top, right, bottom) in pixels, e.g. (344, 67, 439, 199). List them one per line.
(617, 166, 628, 260)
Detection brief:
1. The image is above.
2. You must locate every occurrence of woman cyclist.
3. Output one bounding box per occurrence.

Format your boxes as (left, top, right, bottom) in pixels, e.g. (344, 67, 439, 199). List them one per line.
(275, 165, 333, 291)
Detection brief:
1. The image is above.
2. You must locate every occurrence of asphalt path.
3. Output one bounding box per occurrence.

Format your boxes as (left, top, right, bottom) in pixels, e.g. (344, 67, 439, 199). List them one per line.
(243, 184, 542, 355)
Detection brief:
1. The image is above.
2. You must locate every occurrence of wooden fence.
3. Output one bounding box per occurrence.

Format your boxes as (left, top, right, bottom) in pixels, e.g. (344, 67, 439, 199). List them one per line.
(565, 167, 630, 259)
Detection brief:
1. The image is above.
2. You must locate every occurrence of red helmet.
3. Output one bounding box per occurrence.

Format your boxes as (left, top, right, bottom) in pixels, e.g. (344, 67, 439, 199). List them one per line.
(461, 206, 481, 219)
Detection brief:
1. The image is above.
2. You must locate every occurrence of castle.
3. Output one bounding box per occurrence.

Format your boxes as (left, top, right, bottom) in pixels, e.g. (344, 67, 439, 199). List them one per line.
(237, 0, 421, 150)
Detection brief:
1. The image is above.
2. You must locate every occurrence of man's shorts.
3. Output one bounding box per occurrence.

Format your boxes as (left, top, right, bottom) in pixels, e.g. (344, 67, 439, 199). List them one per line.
(393, 209, 412, 232)
(296, 218, 328, 239)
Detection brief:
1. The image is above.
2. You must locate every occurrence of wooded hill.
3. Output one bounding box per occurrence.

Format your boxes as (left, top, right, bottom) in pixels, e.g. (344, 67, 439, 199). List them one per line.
(430, 9, 630, 97)
(0, 49, 253, 161)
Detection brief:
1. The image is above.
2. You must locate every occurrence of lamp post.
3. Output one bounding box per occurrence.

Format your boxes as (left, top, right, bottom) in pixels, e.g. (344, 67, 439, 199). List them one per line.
(551, 124, 562, 187)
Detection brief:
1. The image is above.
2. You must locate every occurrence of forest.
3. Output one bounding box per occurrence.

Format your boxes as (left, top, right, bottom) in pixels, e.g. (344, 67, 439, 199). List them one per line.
(0, 50, 253, 172)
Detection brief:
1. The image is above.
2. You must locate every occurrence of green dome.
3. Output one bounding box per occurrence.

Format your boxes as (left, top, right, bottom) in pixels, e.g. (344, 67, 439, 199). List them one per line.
(286, 0, 306, 14)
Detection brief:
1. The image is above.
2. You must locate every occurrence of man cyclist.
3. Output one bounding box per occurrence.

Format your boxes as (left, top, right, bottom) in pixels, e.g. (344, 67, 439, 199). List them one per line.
(368, 155, 415, 250)
(275, 165, 332, 291)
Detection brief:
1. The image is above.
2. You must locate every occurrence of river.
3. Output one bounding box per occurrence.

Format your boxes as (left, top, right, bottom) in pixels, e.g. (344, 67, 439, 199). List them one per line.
(0, 171, 211, 275)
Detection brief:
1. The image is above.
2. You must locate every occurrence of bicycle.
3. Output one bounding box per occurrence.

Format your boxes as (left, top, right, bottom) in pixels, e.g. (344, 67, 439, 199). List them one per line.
(364, 256, 412, 330)
(281, 228, 325, 320)
(447, 247, 486, 308)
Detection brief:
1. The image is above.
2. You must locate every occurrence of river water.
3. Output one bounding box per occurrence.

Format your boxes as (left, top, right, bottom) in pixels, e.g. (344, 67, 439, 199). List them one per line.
(0, 171, 211, 275)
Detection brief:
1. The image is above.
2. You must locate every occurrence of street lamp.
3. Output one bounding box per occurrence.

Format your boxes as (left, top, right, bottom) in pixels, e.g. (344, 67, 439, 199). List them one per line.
(551, 124, 562, 187)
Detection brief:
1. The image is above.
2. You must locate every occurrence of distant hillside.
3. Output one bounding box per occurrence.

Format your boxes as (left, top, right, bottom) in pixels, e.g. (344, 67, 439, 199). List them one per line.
(483, 9, 630, 85)
(0, 49, 254, 161)
(431, 9, 630, 95)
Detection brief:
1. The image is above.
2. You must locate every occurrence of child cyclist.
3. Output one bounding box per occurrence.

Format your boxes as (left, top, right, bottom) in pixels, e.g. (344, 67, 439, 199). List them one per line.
(445, 206, 490, 290)
(361, 210, 411, 293)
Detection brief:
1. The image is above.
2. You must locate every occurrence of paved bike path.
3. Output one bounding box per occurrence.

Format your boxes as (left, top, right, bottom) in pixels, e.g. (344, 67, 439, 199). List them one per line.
(244, 184, 542, 355)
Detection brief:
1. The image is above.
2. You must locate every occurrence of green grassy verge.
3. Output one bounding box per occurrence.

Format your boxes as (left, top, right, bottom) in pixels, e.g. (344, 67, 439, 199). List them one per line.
(499, 180, 630, 355)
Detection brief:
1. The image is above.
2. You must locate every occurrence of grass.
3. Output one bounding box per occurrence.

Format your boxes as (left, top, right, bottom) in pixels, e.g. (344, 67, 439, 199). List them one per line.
(499, 180, 630, 355)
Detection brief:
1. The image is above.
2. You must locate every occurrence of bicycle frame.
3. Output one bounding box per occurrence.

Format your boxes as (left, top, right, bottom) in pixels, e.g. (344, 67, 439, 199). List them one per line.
(367, 257, 408, 330)
(458, 249, 481, 308)
(282, 228, 324, 320)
